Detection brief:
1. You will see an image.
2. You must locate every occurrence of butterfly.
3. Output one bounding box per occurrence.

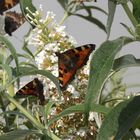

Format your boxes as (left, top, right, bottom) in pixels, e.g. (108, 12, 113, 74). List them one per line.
(4, 11, 25, 36)
(55, 44, 95, 90)
(0, 0, 19, 15)
(16, 78, 45, 105)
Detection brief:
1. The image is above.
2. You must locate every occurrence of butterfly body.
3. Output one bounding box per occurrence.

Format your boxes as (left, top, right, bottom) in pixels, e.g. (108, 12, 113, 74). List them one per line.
(4, 11, 25, 36)
(0, 0, 19, 15)
(16, 78, 45, 105)
(56, 44, 95, 90)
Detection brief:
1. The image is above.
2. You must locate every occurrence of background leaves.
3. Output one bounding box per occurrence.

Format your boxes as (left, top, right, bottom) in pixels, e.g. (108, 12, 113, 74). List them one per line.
(97, 96, 140, 140)
(131, 0, 140, 23)
(85, 37, 132, 118)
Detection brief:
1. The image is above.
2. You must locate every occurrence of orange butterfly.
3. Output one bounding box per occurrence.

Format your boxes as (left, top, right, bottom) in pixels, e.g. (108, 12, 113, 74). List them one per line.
(16, 78, 45, 105)
(0, 0, 19, 15)
(56, 44, 95, 90)
(4, 11, 25, 36)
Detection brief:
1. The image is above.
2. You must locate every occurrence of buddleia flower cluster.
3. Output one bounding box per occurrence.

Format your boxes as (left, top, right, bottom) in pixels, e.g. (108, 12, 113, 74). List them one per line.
(26, 6, 97, 139)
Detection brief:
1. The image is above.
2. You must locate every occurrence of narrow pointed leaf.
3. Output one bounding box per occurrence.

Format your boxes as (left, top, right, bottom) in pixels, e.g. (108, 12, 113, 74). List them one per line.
(0, 35, 19, 78)
(113, 54, 140, 71)
(77, 5, 108, 15)
(120, 22, 135, 37)
(0, 130, 39, 140)
(131, 0, 140, 23)
(0, 53, 4, 64)
(48, 103, 110, 126)
(73, 13, 106, 32)
(57, 0, 69, 10)
(85, 37, 133, 118)
(97, 96, 140, 140)
(106, 0, 117, 39)
(15, 66, 61, 93)
(45, 101, 55, 118)
(0, 64, 12, 81)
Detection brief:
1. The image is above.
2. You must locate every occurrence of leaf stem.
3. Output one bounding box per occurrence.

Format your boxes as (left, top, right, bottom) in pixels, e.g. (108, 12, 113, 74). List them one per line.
(5, 93, 60, 139)
(6, 93, 45, 130)
(0, 93, 10, 130)
(121, 3, 138, 28)
(59, 11, 69, 25)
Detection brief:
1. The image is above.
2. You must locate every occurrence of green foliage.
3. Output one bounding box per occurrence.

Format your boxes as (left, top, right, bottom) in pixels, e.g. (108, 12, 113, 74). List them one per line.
(85, 37, 132, 117)
(0, 130, 40, 140)
(131, 0, 140, 23)
(58, 0, 107, 31)
(106, 0, 117, 39)
(49, 103, 110, 126)
(113, 54, 140, 71)
(0, 35, 19, 72)
(15, 66, 61, 93)
(97, 96, 140, 140)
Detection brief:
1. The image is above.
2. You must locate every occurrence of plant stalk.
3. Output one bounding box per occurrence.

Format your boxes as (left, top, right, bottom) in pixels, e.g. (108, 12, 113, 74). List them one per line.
(122, 3, 138, 28)
(5, 93, 60, 139)
(0, 93, 10, 130)
(59, 11, 69, 25)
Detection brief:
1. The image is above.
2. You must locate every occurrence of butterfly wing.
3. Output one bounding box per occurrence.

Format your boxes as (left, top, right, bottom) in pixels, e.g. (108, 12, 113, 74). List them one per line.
(4, 11, 25, 36)
(16, 78, 45, 105)
(56, 44, 95, 90)
(57, 55, 78, 90)
(0, 0, 19, 15)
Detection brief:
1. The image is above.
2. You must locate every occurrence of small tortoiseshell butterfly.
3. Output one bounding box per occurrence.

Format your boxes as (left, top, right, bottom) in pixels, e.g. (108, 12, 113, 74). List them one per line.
(56, 44, 95, 90)
(0, 0, 19, 15)
(4, 11, 25, 36)
(16, 78, 45, 105)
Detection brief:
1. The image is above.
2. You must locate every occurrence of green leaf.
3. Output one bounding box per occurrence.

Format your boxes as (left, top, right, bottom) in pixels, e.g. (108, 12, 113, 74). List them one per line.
(0, 35, 19, 78)
(5, 55, 14, 65)
(97, 96, 140, 140)
(1, 111, 24, 117)
(48, 103, 110, 126)
(0, 130, 39, 140)
(106, 0, 117, 39)
(19, 0, 36, 27)
(57, 0, 69, 10)
(22, 43, 34, 59)
(135, 24, 140, 37)
(17, 53, 32, 59)
(57, 0, 107, 18)
(85, 37, 133, 119)
(0, 53, 4, 64)
(0, 64, 12, 81)
(117, 0, 129, 4)
(120, 22, 136, 37)
(131, 0, 140, 23)
(41, 135, 52, 140)
(76, 5, 108, 16)
(19, 62, 37, 68)
(113, 54, 140, 71)
(57, 0, 81, 13)
(73, 13, 106, 32)
(15, 66, 61, 93)
(44, 101, 55, 119)
(22, 29, 35, 58)
(21, 28, 35, 58)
